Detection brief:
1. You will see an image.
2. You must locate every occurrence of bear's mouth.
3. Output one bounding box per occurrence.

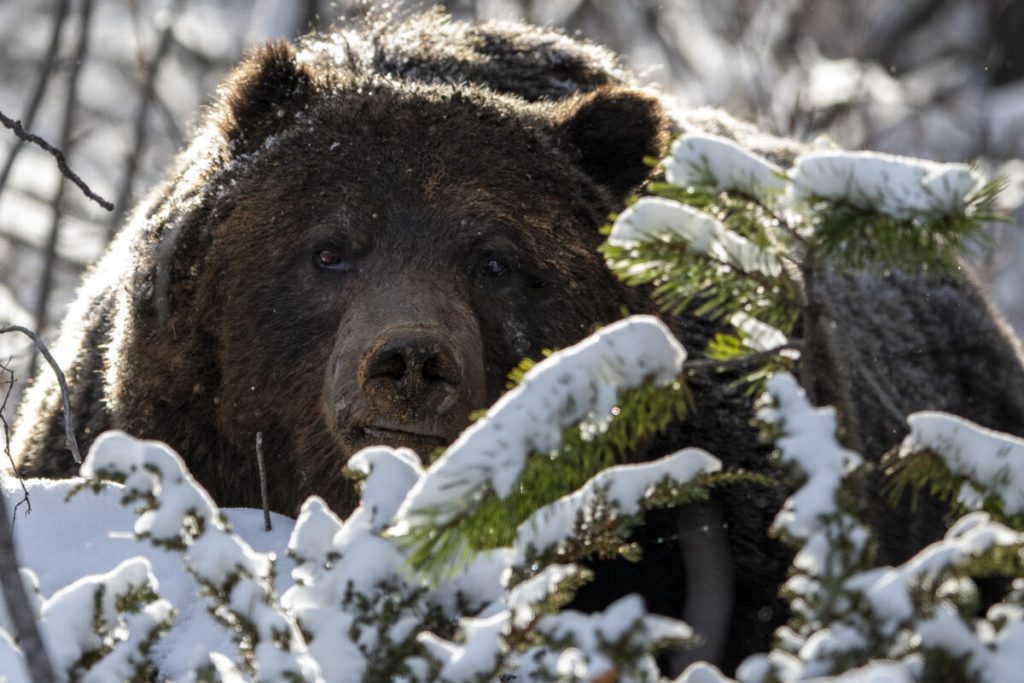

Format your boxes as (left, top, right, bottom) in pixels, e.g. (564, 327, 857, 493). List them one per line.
(354, 423, 450, 451)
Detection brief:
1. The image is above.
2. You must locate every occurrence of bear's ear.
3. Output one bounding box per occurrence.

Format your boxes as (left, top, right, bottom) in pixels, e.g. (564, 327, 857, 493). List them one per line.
(212, 40, 314, 154)
(554, 86, 668, 200)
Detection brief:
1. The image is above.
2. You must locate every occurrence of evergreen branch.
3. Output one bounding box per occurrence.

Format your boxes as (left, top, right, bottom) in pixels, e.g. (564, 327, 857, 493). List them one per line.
(400, 379, 692, 574)
(882, 448, 1024, 530)
(687, 341, 802, 372)
(602, 240, 798, 330)
(803, 178, 1004, 276)
(645, 181, 783, 247)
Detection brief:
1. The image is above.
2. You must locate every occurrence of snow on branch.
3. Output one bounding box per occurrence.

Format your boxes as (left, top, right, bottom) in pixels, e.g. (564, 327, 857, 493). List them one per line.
(41, 558, 171, 682)
(666, 133, 787, 203)
(790, 150, 983, 220)
(514, 449, 721, 560)
(898, 412, 1024, 515)
(281, 448, 427, 683)
(80, 431, 322, 682)
(758, 373, 862, 541)
(609, 197, 782, 278)
(0, 559, 172, 683)
(391, 315, 687, 532)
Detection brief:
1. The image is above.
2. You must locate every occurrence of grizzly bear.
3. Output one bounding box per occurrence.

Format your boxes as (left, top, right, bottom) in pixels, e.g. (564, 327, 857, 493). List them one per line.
(10, 10, 1024, 675)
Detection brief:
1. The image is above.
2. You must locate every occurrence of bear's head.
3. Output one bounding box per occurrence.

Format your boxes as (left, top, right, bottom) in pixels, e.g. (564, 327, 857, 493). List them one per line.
(129, 39, 668, 515)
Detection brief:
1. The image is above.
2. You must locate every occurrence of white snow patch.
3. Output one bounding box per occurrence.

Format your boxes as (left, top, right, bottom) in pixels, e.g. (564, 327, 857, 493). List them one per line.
(609, 197, 782, 277)
(790, 150, 982, 219)
(759, 373, 862, 540)
(730, 312, 799, 359)
(666, 133, 787, 201)
(899, 412, 1024, 514)
(515, 449, 720, 558)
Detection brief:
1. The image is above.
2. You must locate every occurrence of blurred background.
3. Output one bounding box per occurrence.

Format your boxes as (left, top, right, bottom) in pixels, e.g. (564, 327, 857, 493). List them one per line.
(2, 0, 1023, 410)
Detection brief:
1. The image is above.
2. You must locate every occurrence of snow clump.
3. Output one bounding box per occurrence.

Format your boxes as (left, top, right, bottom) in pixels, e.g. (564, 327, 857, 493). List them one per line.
(790, 151, 982, 219)
(898, 411, 1024, 514)
(666, 133, 787, 202)
(609, 197, 782, 278)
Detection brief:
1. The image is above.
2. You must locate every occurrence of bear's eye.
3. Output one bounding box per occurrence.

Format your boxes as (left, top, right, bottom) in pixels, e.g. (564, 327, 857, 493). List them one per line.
(314, 248, 351, 271)
(478, 255, 511, 279)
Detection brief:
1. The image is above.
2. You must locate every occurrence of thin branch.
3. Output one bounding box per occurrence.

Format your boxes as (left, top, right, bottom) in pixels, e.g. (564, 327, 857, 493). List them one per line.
(108, 0, 185, 236)
(0, 0, 71, 206)
(0, 326, 80, 464)
(0, 485, 56, 682)
(1, 360, 31, 522)
(33, 0, 97, 360)
(854, 361, 909, 428)
(255, 432, 271, 532)
(0, 109, 112, 212)
(683, 342, 803, 373)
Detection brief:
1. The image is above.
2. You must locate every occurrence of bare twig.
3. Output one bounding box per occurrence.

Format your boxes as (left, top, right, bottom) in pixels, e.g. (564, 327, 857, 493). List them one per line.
(0, 489, 55, 682)
(0, 326, 80, 464)
(1, 360, 31, 522)
(0, 109, 111, 212)
(255, 432, 271, 532)
(33, 0, 98, 360)
(108, 0, 185, 235)
(0, 0, 71, 206)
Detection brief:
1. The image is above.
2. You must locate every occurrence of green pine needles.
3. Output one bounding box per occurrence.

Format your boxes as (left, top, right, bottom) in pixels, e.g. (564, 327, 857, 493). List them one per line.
(399, 377, 697, 574)
(604, 133, 1002, 381)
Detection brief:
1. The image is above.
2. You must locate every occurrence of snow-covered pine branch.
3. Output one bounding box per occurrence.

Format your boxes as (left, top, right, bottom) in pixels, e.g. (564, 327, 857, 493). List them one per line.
(390, 315, 716, 574)
(674, 376, 1024, 683)
(892, 412, 1024, 521)
(79, 432, 322, 682)
(0, 559, 172, 683)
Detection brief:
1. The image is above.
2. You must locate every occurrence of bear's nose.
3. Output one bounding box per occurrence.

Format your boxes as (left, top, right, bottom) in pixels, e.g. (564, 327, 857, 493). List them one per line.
(359, 327, 463, 417)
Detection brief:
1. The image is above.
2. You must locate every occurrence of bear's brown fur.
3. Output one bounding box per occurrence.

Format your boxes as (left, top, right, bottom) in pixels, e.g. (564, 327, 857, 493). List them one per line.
(10, 10, 1024, 675)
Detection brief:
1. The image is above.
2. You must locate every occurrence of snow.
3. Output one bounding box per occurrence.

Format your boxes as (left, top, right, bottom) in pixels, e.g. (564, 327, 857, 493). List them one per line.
(916, 602, 1024, 683)
(898, 411, 1024, 514)
(847, 512, 1024, 629)
(730, 312, 799, 359)
(758, 373, 862, 540)
(789, 150, 983, 220)
(5, 473, 295, 681)
(609, 197, 782, 277)
(41, 557, 170, 675)
(391, 315, 686, 532)
(514, 449, 721, 558)
(506, 564, 580, 628)
(535, 595, 688, 683)
(666, 133, 787, 202)
(78, 434, 322, 683)
(676, 661, 734, 682)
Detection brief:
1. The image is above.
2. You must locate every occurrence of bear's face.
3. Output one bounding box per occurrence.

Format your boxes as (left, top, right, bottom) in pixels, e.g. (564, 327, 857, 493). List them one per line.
(150, 44, 666, 514)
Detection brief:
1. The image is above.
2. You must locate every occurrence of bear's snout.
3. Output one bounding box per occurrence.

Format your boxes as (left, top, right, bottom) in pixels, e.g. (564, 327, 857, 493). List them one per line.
(327, 295, 487, 455)
(359, 325, 463, 419)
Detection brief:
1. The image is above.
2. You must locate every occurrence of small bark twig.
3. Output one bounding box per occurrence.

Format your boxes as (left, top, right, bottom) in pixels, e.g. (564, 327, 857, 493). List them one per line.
(0, 326, 80, 464)
(0, 487, 55, 683)
(255, 432, 271, 532)
(0, 109, 112, 212)
(1, 360, 31, 521)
